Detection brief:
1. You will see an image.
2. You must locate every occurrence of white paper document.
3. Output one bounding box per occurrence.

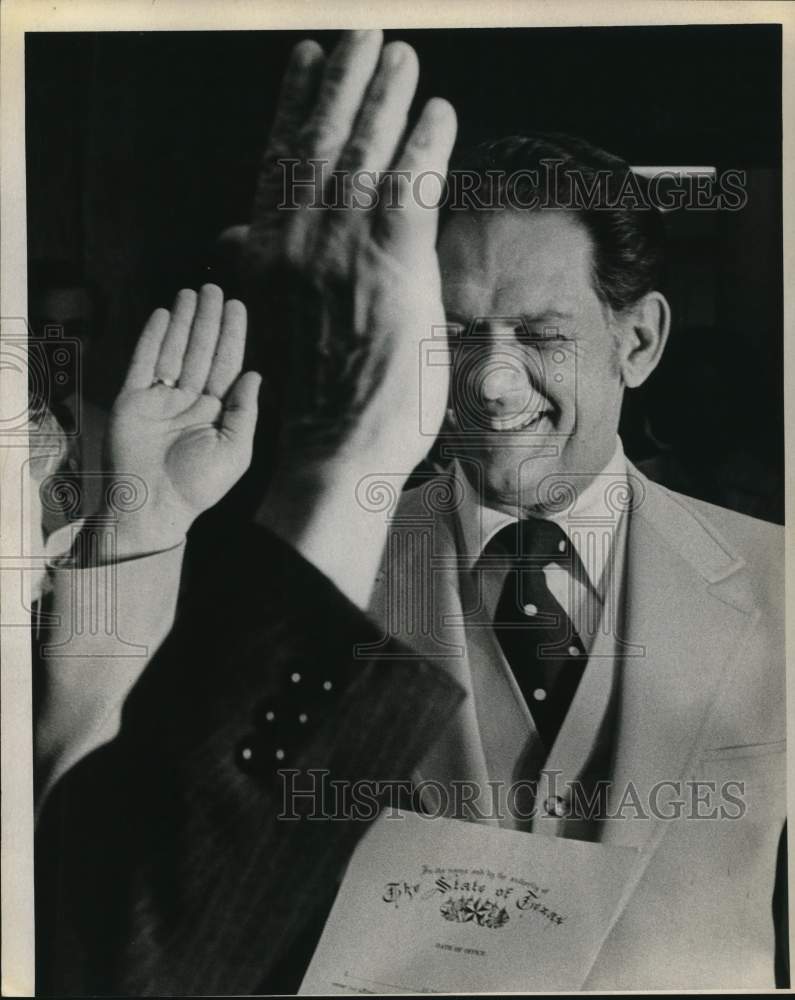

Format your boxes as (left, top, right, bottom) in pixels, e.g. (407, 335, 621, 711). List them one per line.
(299, 810, 640, 994)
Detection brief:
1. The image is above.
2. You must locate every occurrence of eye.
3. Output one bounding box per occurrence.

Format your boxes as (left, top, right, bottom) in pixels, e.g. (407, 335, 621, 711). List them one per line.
(517, 325, 567, 345)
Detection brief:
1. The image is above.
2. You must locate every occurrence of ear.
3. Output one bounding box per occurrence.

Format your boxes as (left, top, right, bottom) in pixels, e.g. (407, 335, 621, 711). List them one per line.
(617, 291, 671, 388)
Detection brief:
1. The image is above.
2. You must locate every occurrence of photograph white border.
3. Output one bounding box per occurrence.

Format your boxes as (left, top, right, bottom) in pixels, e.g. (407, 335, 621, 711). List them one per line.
(2, 2, 792, 995)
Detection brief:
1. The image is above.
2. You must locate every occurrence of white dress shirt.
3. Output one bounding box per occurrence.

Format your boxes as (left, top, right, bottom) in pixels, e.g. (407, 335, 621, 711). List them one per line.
(456, 436, 629, 654)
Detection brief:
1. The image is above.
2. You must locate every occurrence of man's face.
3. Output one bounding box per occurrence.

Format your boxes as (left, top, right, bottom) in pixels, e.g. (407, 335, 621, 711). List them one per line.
(438, 209, 625, 514)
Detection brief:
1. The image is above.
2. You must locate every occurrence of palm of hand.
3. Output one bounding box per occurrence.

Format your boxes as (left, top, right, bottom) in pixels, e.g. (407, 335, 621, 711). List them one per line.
(109, 384, 246, 522)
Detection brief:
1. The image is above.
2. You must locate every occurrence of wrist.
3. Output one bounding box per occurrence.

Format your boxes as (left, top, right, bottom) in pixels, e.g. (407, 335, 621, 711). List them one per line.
(255, 460, 403, 610)
(113, 514, 187, 560)
(74, 506, 188, 563)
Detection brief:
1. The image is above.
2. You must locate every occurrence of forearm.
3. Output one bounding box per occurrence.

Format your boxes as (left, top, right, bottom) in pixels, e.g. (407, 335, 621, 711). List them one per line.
(35, 524, 464, 996)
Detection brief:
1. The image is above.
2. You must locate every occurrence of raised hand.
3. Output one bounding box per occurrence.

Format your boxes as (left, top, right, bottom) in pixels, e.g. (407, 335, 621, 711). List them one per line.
(106, 284, 261, 554)
(237, 29, 457, 605)
(243, 29, 457, 478)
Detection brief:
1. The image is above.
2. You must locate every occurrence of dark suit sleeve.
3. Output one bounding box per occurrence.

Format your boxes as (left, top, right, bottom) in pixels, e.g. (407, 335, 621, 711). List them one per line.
(35, 525, 465, 997)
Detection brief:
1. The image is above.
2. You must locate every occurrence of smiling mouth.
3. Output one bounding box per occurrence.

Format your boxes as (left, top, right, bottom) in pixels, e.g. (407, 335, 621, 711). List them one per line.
(484, 410, 552, 432)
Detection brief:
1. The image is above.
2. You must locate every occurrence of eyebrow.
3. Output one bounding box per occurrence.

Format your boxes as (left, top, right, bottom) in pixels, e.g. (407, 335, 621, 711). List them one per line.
(444, 311, 575, 327)
(519, 311, 575, 324)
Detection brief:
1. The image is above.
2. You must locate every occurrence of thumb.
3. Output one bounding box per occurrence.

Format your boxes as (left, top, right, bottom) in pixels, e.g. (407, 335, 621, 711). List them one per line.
(377, 97, 457, 254)
(220, 370, 262, 445)
(216, 224, 251, 260)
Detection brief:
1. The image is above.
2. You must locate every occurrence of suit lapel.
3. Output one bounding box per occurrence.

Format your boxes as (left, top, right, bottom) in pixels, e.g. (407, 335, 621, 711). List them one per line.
(412, 549, 495, 813)
(583, 469, 759, 986)
(371, 489, 494, 815)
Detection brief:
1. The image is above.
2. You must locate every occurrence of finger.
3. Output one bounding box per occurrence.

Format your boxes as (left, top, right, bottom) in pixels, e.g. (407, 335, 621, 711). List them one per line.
(377, 97, 458, 252)
(155, 288, 198, 383)
(251, 40, 326, 235)
(123, 307, 171, 390)
(294, 30, 383, 187)
(269, 39, 326, 151)
(281, 31, 383, 255)
(215, 223, 250, 262)
(335, 41, 419, 183)
(205, 298, 247, 399)
(179, 284, 225, 393)
(220, 370, 262, 445)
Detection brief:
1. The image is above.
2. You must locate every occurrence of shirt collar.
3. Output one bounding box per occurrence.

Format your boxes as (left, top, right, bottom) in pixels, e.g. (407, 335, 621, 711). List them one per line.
(455, 437, 628, 589)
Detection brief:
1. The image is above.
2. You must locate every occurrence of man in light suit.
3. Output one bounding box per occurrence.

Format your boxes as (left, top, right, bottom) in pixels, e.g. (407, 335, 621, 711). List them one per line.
(367, 135, 788, 988)
(35, 29, 786, 995)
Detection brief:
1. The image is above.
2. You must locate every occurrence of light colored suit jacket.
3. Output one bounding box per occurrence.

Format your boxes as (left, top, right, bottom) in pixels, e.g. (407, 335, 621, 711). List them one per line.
(368, 462, 787, 990)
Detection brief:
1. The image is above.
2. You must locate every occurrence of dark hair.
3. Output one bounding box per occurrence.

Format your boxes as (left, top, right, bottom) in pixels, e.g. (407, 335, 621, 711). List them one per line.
(443, 133, 666, 314)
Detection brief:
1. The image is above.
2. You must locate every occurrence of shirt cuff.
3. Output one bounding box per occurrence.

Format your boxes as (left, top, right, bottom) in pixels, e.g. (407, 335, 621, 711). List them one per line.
(48, 533, 187, 571)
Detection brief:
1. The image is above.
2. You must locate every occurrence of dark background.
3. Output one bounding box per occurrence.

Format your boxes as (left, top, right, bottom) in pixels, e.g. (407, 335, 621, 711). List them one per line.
(25, 25, 784, 522)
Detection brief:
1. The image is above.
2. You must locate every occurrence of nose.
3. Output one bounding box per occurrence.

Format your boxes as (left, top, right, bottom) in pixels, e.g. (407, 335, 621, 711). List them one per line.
(480, 360, 530, 411)
(458, 333, 542, 423)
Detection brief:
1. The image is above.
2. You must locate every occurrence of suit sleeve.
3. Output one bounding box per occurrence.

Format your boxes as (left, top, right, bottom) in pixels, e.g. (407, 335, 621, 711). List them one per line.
(35, 524, 465, 997)
(34, 541, 185, 812)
